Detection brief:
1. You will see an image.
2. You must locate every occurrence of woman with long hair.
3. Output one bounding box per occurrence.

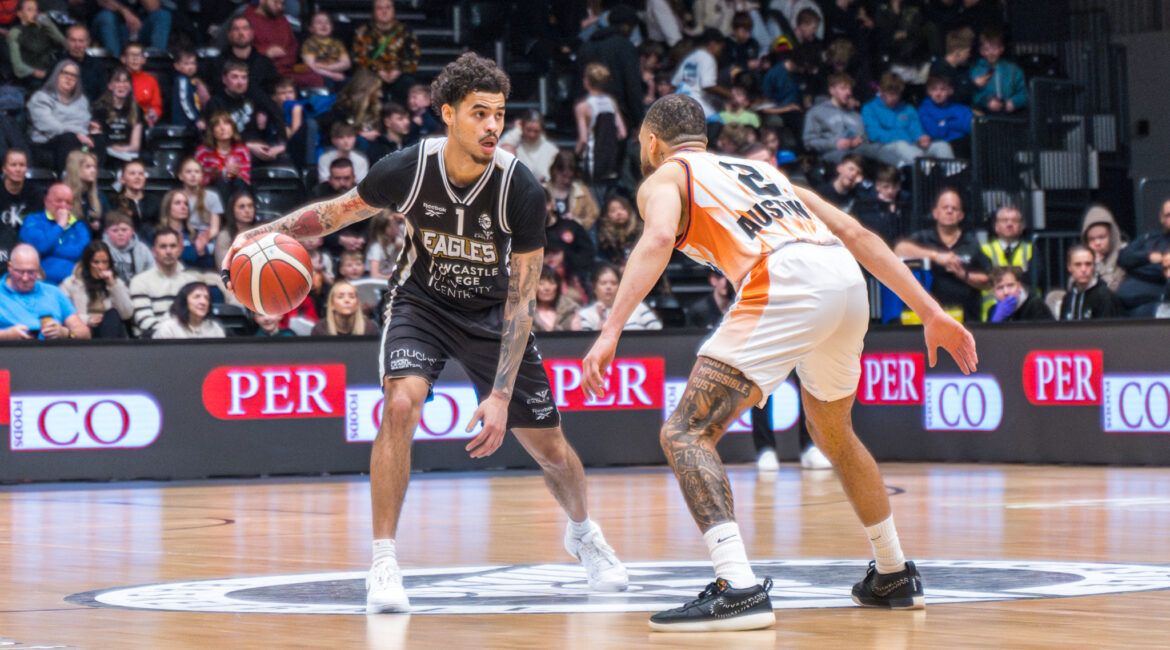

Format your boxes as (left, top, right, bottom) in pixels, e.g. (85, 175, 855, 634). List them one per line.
(158, 188, 214, 269)
(533, 264, 579, 332)
(58, 240, 132, 338)
(152, 281, 225, 339)
(194, 111, 251, 198)
(595, 195, 643, 268)
(332, 68, 384, 143)
(310, 280, 376, 336)
(574, 262, 662, 331)
(27, 59, 100, 170)
(178, 157, 224, 243)
(545, 149, 600, 229)
(213, 189, 257, 269)
(62, 149, 108, 236)
(90, 65, 142, 165)
(366, 211, 404, 280)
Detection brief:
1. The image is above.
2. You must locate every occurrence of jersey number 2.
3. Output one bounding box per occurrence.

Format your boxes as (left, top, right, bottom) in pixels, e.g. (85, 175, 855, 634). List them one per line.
(719, 161, 781, 198)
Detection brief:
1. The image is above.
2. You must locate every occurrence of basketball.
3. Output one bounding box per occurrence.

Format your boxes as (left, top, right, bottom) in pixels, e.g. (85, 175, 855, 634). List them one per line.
(228, 233, 313, 316)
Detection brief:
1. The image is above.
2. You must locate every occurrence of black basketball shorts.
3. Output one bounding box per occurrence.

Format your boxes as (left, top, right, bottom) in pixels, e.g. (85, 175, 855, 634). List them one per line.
(379, 295, 561, 429)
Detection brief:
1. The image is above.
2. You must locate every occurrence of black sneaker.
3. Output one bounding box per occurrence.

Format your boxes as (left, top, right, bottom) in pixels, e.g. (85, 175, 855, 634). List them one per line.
(649, 577, 775, 632)
(851, 561, 925, 609)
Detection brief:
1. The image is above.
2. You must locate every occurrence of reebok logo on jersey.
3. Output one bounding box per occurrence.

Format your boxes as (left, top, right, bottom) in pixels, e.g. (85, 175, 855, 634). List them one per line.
(422, 230, 498, 264)
(423, 203, 447, 218)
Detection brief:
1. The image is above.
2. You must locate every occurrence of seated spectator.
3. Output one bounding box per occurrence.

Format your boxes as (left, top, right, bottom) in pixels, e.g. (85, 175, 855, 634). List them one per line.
(366, 102, 411, 165)
(205, 62, 287, 166)
(930, 27, 976, 105)
(970, 28, 1026, 114)
(639, 41, 667, 109)
(254, 310, 294, 336)
(244, 0, 323, 89)
(405, 83, 440, 143)
(195, 111, 252, 198)
(0, 149, 43, 235)
(92, 0, 170, 56)
(1081, 204, 1126, 292)
(62, 150, 109, 238)
(595, 195, 641, 269)
(19, 183, 89, 284)
(311, 279, 376, 336)
(893, 188, 989, 321)
(575, 64, 626, 187)
(875, 0, 928, 68)
(102, 209, 152, 284)
(574, 262, 662, 331)
(59, 240, 132, 338)
(27, 60, 98, 171)
(533, 264, 579, 332)
(544, 187, 593, 279)
(501, 109, 561, 185)
(546, 150, 599, 229)
(672, 29, 732, 120)
(813, 153, 865, 214)
(6, 0, 65, 87)
(1060, 245, 1122, 321)
(759, 49, 803, 121)
(1117, 198, 1170, 313)
(979, 204, 1032, 319)
(213, 190, 256, 269)
(120, 42, 161, 126)
(366, 211, 403, 280)
(301, 11, 351, 89)
(152, 281, 225, 338)
(312, 158, 357, 200)
(270, 77, 314, 171)
(686, 270, 734, 328)
(90, 66, 144, 165)
(323, 215, 367, 262)
(918, 75, 973, 159)
(854, 164, 909, 245)
(211, 14, 279, 96)
(352, 0, 420, 102)
(326, 68, 383, 147)
(0, 243, 89, 340)
(723, 11, 762, 73)
(803, 73, 881, 164)
(543, 239, 588, 306)
(63, 24, 109, 103)
(987, 266, 1053, 322)
(318, 122, 370, 184)
(337, 249, 367, 282)
(718, 84, 761, 129)
(862, 73, 954, 168)
(112, 160, 158, 235)
(171, 47, 210, 131)
(299, 235, 330, 317)
(179, 158, 223, 243)
(128, 227, 197, 337)
(158, 188, 213, 270)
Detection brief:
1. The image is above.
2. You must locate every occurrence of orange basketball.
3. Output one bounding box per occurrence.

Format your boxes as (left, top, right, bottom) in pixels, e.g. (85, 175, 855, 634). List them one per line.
(229, 233, 313, 316)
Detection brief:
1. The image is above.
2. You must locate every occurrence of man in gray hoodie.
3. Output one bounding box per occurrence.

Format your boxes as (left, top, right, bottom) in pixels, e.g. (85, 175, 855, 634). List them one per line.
(102, 210, 153, 285)
(802, 73, 883, 164)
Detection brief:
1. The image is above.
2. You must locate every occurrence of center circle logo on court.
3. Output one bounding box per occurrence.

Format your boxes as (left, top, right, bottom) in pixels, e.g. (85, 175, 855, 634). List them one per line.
(65, 559, 1170, 615)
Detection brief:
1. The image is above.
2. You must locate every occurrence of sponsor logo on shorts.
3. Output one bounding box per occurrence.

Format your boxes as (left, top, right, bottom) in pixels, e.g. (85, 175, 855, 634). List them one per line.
(423, 202, 446, 218)
(532, 405, 555, 420)
(526, 389, 551, 405)
(66, 559, 1170, 615)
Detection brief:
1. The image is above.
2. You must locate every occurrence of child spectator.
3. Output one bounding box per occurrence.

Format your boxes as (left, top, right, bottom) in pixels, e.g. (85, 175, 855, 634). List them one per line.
(102, 209, 153, 284)
(195, 111, 252, 198)
(301, 11, 351, 89)
(271, 77, 314, 171)
(802, 73, 881, 164)
(918, 75, 974, 159)
(759, 50, 803, 120)
(366, 211, 403, 280)
(406, 83, 440, 143)
(62, 150, 108, 237)
(862, 73, 954, 168)
(179, 158, 224, 244)
(318, 122, 370, 184)
(367, 103, 411, 165)
(854, 164, 909, 245)
(171, 48, 209, 131)
(987, 266, 1052, 322)
(575, 63, 626, 188)
(929, 27, 976, 105)
(120, 42, 162, 125)
(337, 249, 367, 282)
(90, 66, 143, 166)
(113, 160, 159, 236)
(970, 28, 1027, 114)
(724, 12, 762, 73)
(719, 84, 762, 129)
(813, 153, 865, 214)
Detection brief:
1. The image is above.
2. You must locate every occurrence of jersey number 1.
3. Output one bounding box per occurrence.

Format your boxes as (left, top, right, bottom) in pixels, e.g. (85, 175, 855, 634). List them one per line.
(719, 161, 781, 199)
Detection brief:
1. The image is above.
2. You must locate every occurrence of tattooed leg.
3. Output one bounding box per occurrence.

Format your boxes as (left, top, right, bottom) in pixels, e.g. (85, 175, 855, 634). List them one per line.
(662, 356, 763, 532)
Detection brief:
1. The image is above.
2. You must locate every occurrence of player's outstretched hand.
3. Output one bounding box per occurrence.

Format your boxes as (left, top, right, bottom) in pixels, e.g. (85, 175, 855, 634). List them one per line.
(582, 334, 618, 399)
(465, 391, 509, 458)
(219, 230, 266, 291)
(923, 311, 978, 374)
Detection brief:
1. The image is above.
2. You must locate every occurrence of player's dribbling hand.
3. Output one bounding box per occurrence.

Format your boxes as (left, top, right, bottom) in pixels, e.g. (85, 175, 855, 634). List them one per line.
(465, 391, 509, 458)
(219, 230, 267, 290)
(582, 335, 618, 399)
(923, 311, 978, 375)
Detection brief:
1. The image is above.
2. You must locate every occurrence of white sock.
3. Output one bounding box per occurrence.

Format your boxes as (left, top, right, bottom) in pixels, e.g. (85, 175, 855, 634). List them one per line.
(865, 516, 906, 574)
(568, 517, 594, 538)
(704, 522, 757, 589)
(373, 538, 397, 565)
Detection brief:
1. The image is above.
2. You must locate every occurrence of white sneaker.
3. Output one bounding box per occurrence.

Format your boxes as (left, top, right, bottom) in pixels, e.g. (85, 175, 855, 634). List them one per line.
(366, 558, 410, 613)
(756, 448, 780, 472)
(565, 521, 628, 591)
(800, 445, 833, 470)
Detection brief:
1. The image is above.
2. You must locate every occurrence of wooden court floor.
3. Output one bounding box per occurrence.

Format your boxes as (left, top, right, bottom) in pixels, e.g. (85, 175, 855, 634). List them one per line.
(3, 463, 1170, 648)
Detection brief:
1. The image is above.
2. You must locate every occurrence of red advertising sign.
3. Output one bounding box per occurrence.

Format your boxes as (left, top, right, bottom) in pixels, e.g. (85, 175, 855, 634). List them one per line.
(203, 364, 347, 420)
(0, 369, 9, 425)
(543, 357, 664, 411)
(1022, 350, 1103, 405)
(857, 353, 925, 405)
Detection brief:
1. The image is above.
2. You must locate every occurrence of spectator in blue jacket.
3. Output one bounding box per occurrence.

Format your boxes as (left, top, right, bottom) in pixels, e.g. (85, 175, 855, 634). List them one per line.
(970, 29, 1027, 114)
(18, 183, 90, 284)
(918, 75, 974, 158)
(862, 73, 954, 168)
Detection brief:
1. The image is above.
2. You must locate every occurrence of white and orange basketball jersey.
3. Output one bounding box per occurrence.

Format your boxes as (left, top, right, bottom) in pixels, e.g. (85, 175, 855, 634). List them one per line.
(667, 150, 840, 286)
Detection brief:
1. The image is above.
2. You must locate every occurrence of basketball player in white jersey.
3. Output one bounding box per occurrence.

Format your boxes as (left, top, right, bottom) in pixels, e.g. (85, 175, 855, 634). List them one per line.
(583, 94, 978, 632)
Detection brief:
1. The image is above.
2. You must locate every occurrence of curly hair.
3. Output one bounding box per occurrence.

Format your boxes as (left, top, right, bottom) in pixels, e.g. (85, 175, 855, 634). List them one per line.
(430, 52, 510, 111)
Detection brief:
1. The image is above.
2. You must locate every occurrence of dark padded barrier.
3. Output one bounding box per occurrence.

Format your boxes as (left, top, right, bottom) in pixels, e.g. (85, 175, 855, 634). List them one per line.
(2, 320, 1169, 482)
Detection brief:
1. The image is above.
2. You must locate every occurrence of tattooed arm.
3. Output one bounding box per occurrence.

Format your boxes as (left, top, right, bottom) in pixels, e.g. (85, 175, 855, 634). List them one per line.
(218, 188, 384, 285)
(464, 248, 543, 458)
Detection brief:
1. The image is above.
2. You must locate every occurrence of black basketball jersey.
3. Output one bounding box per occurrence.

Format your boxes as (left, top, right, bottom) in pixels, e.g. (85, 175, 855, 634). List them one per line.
(357, 137, 547, 313)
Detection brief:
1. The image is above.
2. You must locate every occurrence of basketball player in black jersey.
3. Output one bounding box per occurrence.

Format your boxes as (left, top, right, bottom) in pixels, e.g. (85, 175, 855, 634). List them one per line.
(222, 53, 628, 613)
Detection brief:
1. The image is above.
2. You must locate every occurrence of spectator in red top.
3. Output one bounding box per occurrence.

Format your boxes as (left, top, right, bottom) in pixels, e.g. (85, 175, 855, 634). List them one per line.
(0, 0, 18, 35)
(120, 41, 162, 125)
(244, 0, 323, 89)
(195, 111, 251, 200)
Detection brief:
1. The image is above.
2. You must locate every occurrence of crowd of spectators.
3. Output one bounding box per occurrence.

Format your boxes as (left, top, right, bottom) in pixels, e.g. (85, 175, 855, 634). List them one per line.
(0, 0, 1166, 342)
